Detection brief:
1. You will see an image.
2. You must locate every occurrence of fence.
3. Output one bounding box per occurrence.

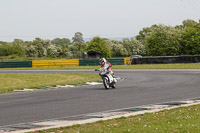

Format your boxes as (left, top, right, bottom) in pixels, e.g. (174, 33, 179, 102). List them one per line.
(1, 56, 199, 68)
(79, 59, 99, 66)
(131, 55, 200, 64)
(0, 61, 32, 68)
(79, 58, 124, 66)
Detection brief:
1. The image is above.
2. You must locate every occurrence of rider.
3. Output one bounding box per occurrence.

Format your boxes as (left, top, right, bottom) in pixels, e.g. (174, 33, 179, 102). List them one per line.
(99, 58, 115, 77)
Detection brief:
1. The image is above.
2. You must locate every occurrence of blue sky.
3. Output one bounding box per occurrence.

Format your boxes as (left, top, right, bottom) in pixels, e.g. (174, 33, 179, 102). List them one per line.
(0, 0, 200, 42)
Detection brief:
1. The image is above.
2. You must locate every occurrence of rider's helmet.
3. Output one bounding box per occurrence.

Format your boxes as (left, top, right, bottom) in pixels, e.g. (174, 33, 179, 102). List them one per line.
(99, 58, 106, 66)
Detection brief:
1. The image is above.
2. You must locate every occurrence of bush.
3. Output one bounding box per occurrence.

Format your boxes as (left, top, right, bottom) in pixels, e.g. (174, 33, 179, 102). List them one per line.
(0, 44, 25, 56)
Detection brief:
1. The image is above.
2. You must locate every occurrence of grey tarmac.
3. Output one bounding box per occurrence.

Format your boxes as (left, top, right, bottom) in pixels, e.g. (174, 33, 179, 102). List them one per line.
(0, 69, 200, 128)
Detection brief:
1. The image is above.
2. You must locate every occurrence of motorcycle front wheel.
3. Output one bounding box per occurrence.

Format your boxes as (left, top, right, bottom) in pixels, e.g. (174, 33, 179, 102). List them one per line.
(103, 77, 109, 89)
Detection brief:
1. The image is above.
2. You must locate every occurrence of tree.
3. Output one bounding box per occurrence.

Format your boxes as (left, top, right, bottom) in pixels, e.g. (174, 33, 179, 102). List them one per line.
(72, 32, 84, 43)
(70, 32, 86, 58)
(51, 38, 71, 48)
(85, 37, 111, 58)
(136, 19, 200, 56)
(0, 43, 25, 57)
(12, 39, 24, 45)
(47, 44, 62, 57)
(0, 41, 7, 45)
(144, 25, 182, 56)
(25, 38, 51, 57)
(122, 38, 146, 56)
(105, 40, 128, 57)
(11, 39, 26, 56)
(69, 42, 86, 52)
(0, 44, 9, 56)
(68, 42, 86, 58)
(182, 19, 199, 28)
(180, 24, 200, 55)
(136, 27, 152, 41)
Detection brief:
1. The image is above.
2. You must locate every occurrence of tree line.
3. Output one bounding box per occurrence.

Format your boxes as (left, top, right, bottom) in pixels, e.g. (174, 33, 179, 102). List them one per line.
(0, 19, 200, 59)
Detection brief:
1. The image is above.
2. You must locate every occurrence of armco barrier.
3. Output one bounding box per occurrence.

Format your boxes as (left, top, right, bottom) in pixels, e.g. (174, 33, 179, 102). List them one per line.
(107, 58, 124, 65)
(32, 60, 79, 67)
(132, 55, 200, 64)
(0, 61, 32, 68)
(79, 58, 125, 66)
(79, 59, 99, 66)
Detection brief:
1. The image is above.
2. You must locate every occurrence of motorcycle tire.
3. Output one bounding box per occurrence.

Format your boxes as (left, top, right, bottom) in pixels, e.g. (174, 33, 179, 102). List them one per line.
(103, 77, 109, 89)
(112, 83, 116, 89)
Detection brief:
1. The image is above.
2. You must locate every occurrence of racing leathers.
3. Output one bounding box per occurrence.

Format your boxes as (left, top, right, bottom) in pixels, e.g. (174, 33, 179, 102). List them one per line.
(100, 61, 114, 77)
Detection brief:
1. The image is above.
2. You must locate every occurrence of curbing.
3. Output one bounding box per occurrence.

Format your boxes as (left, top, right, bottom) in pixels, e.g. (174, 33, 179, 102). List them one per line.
(13, 82, 103, 92)
(12, 77, 123, 92)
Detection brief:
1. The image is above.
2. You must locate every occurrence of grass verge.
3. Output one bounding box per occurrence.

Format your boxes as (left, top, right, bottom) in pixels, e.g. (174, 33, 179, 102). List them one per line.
(0, 63, 200, 70)
(32, 104, 200, 133)
(0, 73, 101, 94)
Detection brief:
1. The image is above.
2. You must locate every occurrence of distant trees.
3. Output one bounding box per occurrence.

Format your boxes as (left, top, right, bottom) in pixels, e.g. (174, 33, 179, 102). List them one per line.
(122, 38, 146, 56)
(25, 38, 50, 57)
(105, 40, 128, 57)
(26, 38, 70, 58)
(144, 25, 181, 56)
(104, 38, 146, 57)
(0, 42, 25, 57)
(72, 32, 84, 43)
(136, 19, 200, 56)
(51, 38, 71, 48)
(180, 20, 200, 55)
(1, 19, 200, 59)
(85, 37, 111, 58)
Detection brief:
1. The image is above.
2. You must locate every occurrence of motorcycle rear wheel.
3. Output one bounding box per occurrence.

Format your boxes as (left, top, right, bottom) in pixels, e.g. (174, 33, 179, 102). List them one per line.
(112, 83, 116, 89)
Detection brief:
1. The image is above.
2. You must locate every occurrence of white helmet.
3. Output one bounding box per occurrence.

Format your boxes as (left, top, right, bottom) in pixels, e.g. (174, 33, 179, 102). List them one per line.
(99, 58, 106, 65)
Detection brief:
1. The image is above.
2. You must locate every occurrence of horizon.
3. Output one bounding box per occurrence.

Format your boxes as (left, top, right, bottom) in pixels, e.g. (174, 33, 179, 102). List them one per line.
(0, 36, 135, 43)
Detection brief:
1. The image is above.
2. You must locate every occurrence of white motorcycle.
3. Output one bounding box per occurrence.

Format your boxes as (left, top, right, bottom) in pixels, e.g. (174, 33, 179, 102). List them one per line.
(95, 68, 117, 89)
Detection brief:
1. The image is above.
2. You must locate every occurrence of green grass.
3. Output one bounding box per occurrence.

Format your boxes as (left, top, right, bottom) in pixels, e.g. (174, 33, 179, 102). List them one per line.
(0, 63, 200, 70)
(0, 73, 101, 93)
(32, 104, 200, 133)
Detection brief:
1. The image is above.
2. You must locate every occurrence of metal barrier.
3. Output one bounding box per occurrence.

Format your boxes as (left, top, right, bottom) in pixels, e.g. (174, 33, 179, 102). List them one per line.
(0, 61, 32, 68)
(79, 58, 125, 66)
(132, 55, 200, 64)
(32, 60, 79, 67)
(79, 59, 99, 66)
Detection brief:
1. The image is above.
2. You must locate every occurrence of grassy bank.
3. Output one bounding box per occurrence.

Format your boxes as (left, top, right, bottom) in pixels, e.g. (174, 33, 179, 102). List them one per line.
(0, 73, 101, 93)
(32, 104, 200, 133)
(0, 63, 200, 70)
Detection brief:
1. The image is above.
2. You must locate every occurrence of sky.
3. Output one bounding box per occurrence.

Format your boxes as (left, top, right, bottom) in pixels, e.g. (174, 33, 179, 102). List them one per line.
(0, 0, 200, 42)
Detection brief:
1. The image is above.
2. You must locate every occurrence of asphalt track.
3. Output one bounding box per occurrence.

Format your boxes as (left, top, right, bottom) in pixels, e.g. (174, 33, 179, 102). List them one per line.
(0, 69, 200, 127)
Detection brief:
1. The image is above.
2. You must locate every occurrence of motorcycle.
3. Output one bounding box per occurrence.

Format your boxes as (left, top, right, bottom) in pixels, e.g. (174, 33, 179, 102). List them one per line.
(95, 68, 117, 89)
